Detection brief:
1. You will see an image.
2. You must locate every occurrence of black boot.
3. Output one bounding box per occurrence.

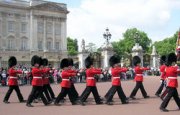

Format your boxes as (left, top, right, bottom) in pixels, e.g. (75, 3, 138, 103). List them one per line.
(26, 103, 34, 107)
(160, 107, 169, 112)
(3, 100, 10, 104)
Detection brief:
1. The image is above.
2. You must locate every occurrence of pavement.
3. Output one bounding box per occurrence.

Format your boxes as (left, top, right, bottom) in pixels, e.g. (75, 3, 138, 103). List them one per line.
(0, 76, 180, 115)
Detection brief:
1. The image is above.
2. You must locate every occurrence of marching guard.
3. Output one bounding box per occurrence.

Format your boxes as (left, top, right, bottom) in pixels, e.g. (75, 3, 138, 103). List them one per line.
(26, 55, 49, 107)
(42, 58, 56, 102)
(155, 55, 167, 97)
(3, 56, 26, 103)
(105, 55, 129, 105)
(68, 58, 79, 100)
(129, 56, 150, 99)
(80, 56, 103, 105)
(160, 53, 180, 112)
(54, 58, 78, 106)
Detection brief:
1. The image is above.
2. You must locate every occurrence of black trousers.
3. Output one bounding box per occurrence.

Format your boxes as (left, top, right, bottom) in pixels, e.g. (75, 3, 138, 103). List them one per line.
(55, 87, 75, 104)
(61, 83, 79, 101)
(27, 86, 48, 105)
(104, 87, 113, 99)
(130, 81, 148, 98)
(69, 83, 79, 99)
(3, 85, 24, 102)
(81, 86, 101, 103)
(160, 87, 180, 109)
(43, 85, 51, 102)
(43, 84, 55, 101)
(155, 80, 166, 95)
(106, 86, 127, 103)
(80, 86, 101, 102)
(46, 84, 55, 99)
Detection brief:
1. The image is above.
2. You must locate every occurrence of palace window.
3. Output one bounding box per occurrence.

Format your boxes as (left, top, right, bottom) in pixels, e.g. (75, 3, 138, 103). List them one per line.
(55, 42, 59, 50)
(8, 21, 15, 32)
(47, 41, 52, 50)
(55, 23, 61, 35)
(37, 22, 44, 33)
(21, 22, 27, 33)
(7, 39, 15, 49)
(21, 38, 27, 50)
(38, 41, 43, 50)
(47, 23, 52, 34)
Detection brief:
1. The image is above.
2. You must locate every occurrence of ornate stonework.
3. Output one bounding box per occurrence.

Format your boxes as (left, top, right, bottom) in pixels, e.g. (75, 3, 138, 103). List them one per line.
(0, 0, 68, 68)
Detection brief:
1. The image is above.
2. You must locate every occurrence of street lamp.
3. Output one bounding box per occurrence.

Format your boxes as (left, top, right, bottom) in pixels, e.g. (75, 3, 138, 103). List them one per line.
(103, 28, 111, 46)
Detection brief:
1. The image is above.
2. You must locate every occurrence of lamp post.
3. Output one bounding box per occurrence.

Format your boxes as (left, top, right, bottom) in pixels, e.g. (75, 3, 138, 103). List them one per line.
(103, 28, 111, 46)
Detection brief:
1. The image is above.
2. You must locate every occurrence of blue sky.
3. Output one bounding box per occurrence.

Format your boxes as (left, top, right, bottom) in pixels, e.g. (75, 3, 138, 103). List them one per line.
(48, 0, 180, 50)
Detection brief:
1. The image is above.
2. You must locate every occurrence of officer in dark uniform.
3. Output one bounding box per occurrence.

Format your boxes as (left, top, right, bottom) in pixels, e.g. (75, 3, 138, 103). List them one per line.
(3, 56, 25, 103)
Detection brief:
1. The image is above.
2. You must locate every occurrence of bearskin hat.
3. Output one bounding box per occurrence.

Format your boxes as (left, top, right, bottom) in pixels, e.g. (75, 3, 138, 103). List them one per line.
(60, 58, 69, 69)
(8, 56, 17, 68)
(31, 55, 40, 66)
(85, 56, 93, 68)
(68, 58, 74, 66)
(166, 53, 177, 66)
(42, 58, 48, 66)
(109, 55, 120, 67)
(133, 56, 141, 66)
(160, 55, 166, 65)
(39, 57, 43, 66)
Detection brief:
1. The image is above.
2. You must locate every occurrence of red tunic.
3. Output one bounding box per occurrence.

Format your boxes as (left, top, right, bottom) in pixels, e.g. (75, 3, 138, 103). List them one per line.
(43, 67, 51, 85)
(86, 67, 102, 86)
(31, 67, 44, 86)
(134, 65, 149, 82)
(60, 69, 76, 88)
(111, 67, 128, 86)
(160, 65, 166, 80)
(165, 66, 180, 88)
(8, 68, 22, 86)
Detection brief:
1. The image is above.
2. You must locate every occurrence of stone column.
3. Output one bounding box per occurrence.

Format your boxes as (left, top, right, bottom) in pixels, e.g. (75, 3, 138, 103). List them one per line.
(151, 46, 159, 68)
(101, 47, 114, 68)
(43, 17, 47, 52)
(78, 52, 89, 69)
(60, 19, 67, 57)
(29, 9, 34, 51)
(52, 18, 55, 50)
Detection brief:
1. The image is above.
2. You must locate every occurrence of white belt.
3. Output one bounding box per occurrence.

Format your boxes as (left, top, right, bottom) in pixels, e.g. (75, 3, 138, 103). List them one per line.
(33, 76, 42, 79)
(168, 77, 177, 79)
(87, 77, 94, 80)
(136, 74, 143, 76)
(112, 77, 120, 79)
(62, 79, 70, 81)
(9, 76, 18, 79)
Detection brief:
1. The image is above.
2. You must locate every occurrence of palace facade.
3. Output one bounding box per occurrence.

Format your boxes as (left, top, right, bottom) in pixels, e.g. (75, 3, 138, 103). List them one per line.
(0, 0, 68, 68)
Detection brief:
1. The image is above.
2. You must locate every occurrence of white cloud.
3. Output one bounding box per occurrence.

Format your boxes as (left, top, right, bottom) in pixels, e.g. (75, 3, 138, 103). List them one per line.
(66, 0, 180, 50)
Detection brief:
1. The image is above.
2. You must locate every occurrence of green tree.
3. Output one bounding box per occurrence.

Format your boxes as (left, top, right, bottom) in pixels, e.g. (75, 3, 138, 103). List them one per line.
(67, 37, 78, 56)
(112, 28, 152, 57)
(152, 31, 178, 56)
(86, 42, 97, 52)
